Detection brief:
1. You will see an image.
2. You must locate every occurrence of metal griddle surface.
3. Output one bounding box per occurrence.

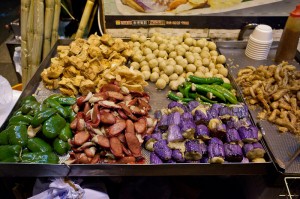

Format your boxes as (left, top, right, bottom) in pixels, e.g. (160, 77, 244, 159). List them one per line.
(217, 41, 300, 175)
(0, 40, 274, 177)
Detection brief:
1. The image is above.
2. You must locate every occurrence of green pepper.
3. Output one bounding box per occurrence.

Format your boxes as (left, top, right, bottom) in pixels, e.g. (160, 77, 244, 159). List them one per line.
(194, 84, 226, 102)
(21, 152, 59, 164)
(45, 98, 69, 119)
(42, 114, 66, 139)
(8, 115, 33, 126)
(220, 83, 232, 90)
(21, 101, 40, 115)
(0, 145, 22, 162)
(189, 93, 218, 104)
(188, 75, 224, 85)
(182, 82, 192, 98)
(7, 124, 28, 147)
(31, 108, 57, 127)
(46, 94, 63, 101)
(53, 138, 70, 155)
(55, 96, 76, 106)
(59, 123, 73, 142)
(27, 137, 53, 152)
(12, 110, 23, 116)
(66, 106, 76, 123)
(1, 156, 21, 162)
(20, 95, 37, 105)
(0, 129, 9, 145)
(209, 85, 238, 104)
(167, 92, 194, 103)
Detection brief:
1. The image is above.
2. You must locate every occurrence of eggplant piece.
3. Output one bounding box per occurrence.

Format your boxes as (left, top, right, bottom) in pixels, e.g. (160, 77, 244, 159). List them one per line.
(150, 152, 163, 164)
(226, 128, 241, 143)
(209, 104, 223, 118)
(195, 124, 210, 140)
(179, 120, 196, 139)
(153, 140, 172, 161)
(167, 112, 181, 125)
(194, 109, 209, 125)
(152, 133, 163, 141)
(167, 125, 184, 142)
(167, 141, 186, 154)
(144, 138, 156, 152)
(171, 149, 185, 163)
(208, 140, 225, 164)
(168, 101, 187, 113)
(238, 126, 258, 143)
(209, 137, 223, 145)
(241, 157, 250, 163)
(225, 116, 239, 129)
(181, 112, 193, 121)
(200, 156, 209, 163)
(157, 114, 169, 131)
(184, 140, 204, 161)
(219, 106, 232, 117)
(238, 118, 252, 128)
(207, 118, 226, 139)
(154, 110, 163, 120)
(187, 100, 200, 112)
(230, 104, 248, 119)
(224, 143, 243, 162)
(243, 142, 265, 160)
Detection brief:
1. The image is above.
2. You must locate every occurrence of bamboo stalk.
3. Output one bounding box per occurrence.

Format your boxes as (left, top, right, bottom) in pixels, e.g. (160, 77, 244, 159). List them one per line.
(75, 0, 95, 39)
(43, 0, 55, 59)
(21, 0, 31, 87)
(30, 0, 44, 78)
(26, 0, 34, 85)
(87, 4, 98, 35)
(51, 0, 61, 47)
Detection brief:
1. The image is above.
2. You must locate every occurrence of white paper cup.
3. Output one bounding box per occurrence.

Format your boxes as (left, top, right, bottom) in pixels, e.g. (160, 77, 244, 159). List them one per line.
(251, 24, 273, 43)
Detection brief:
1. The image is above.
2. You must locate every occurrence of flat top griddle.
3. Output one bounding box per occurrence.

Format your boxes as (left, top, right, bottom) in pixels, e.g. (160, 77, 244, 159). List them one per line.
(217, 41, 300, 175)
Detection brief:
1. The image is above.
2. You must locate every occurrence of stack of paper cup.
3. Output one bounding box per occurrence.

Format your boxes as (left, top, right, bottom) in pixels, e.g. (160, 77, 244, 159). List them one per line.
(245, 24, 273, 60)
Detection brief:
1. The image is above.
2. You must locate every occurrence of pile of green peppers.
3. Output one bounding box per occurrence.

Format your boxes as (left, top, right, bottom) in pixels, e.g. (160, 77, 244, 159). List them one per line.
(168, 75, 238, 104)
(0, 94, 76, 164)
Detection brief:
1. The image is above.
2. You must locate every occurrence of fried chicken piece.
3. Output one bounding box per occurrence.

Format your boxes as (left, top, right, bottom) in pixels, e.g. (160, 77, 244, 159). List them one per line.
(71, 75, 85, 87)
(41, 70, 59, 90)
(68, 56, 84, 70)
(88, 45, 103, 58)
(58, 77, 79, 96)
(100, 34, 114, 46)
(87, 33, 101, 46)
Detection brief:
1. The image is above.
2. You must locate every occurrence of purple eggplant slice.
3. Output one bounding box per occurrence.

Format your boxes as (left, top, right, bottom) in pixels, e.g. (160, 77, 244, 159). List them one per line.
(230, 104, 248, 119)
(172, 149, 185, 163)
(224, 143, 243, 162)
(150, 152, 163, 164)
(243, 142, 265, 160)
(208, 118, 227, 139)
(180, 120, 196, 139)
(152, 132, 163, 141)
(157, 114, 169, 131)
(195, 124, 211, 141)
(226, 128, 241, 143)
(208, 141, 225, 164)
(167, 112, 181, 125)
(219, 106, 232, 117)
(168, 101, 187, 113)
(238, 126, 258, 143)
(144, 138, 156, 152)
(187, 100, 200, 112)
(181, 112, 193, 121)
(209, 137, 223, 145)
(194, 109, 209, 125)
(184, 140, 203, 161)
(153, 140, 172, 161)
(167, 125, 184, 142)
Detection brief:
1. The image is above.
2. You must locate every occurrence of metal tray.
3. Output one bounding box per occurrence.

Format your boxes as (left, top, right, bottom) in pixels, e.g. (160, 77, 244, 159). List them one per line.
(0, 39, 273, 177)
(217, 41, 300, 175)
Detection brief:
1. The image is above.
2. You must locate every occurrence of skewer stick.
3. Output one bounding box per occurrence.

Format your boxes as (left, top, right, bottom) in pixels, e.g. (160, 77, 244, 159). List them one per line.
(43, 0, 55, 59)
(30, 0, 44, 78)
(51, 0, 61, 47)
(75, 0, 95, 39)
(21, 0, 31, 87)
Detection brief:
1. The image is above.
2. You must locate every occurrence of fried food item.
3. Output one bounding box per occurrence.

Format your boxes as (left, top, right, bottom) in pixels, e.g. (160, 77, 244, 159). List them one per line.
(236, 62, 300, 135)
(41, 33, 147, 96)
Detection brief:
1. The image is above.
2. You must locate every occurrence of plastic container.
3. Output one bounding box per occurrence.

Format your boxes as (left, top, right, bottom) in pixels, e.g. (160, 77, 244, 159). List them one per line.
(275, 4, 300, 63)
(0, 75, 13, 111)
(245, 24, 273, 60)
